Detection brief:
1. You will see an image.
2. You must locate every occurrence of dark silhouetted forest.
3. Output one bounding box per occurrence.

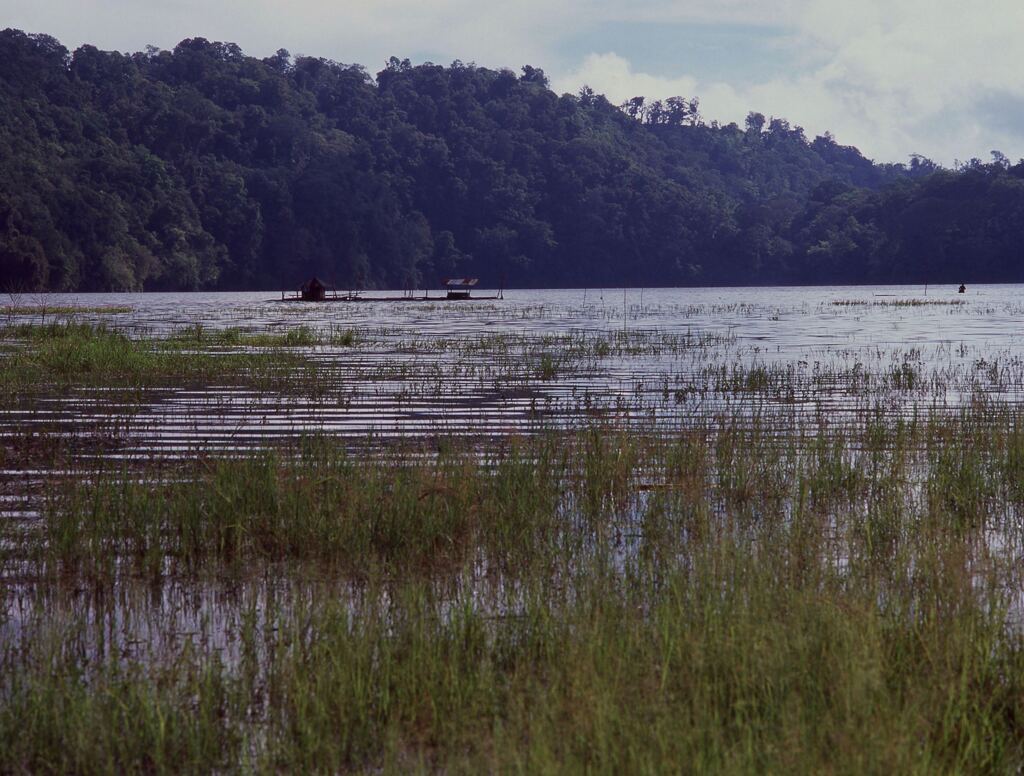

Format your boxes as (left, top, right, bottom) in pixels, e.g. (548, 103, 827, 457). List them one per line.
(1, 29, 1022, 291)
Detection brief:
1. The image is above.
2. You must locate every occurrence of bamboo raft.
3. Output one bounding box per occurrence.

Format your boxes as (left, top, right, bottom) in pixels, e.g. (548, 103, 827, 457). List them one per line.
(278, 290, 504, 303)
(278, 277, 502, 303)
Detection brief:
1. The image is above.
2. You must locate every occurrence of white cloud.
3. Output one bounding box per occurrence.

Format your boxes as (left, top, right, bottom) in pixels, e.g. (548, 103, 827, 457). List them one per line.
(554, 0, 1024, 163)
(551, 53, 698, 104)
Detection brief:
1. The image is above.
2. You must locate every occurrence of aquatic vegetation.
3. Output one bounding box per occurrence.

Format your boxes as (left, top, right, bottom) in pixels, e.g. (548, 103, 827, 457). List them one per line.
(830, 298, 967, 307)
(169, 323, 358, 348)
(5, 411, 1024, 771)
(4, 551, 1023, 773)
(5, 288, 1024, 771)
(0, 321, 316, 393)
(1, 304, 134, 316)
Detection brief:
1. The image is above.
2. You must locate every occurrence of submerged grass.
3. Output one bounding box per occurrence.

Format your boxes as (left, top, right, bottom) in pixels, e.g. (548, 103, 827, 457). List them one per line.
(169, 323, 358, 348)
(5, 558, 1023, 773)
(1, 304, 134, 316)
(831, 298, 967, 307)
(0, 321, 320, 392)
(8, 303, 1024, 771)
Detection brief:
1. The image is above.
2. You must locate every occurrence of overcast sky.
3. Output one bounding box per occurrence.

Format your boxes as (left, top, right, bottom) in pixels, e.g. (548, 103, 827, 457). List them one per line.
(3, 0, 1021, 165)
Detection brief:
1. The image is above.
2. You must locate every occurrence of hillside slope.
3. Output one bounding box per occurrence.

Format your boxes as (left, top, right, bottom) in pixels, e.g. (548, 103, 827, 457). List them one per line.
(1, 29, 1021, 291)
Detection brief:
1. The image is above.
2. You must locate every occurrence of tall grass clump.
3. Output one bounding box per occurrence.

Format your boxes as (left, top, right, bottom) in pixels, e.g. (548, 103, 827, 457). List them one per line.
(1, 304, 133, 316)
(0, 321, 312, 391)
(41, 436, 567, 577)
(169, 323, 357, 348)
(5, 528, 1024, 772)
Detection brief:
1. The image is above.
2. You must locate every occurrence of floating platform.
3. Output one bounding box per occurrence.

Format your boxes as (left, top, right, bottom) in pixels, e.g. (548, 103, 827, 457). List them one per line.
(277, 291, 504, 303)
(279, 277, 501, 303)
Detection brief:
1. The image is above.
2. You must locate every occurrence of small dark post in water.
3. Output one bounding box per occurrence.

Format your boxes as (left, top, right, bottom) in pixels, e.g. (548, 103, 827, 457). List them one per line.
(959, 283, 966, 294)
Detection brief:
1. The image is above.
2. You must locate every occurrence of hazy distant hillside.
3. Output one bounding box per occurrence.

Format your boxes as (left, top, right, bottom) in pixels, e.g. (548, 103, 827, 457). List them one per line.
(1, 28, 1022, 291)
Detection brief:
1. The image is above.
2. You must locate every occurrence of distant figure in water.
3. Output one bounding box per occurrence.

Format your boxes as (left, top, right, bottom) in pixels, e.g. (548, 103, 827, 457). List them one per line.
(959, 283, 966, 294)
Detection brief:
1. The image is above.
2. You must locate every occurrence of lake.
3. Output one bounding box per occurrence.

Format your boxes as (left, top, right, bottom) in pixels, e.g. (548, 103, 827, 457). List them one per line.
(3, 284, 1022, 455)
(4, 283, 1024, 771)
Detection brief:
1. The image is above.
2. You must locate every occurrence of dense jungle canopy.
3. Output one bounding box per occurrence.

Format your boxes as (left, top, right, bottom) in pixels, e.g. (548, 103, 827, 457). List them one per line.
(1, 29, 1022, 291)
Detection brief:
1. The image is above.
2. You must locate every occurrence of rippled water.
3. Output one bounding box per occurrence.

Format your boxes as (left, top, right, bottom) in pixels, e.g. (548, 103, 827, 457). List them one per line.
(4, 284, 1024, 456)
(5, 283, 1024, 663)
(13, 283, 1024, 345)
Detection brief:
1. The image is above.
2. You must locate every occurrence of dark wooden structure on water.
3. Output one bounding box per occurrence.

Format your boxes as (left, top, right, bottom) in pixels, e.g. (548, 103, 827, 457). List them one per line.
(300, 277, 327, 301)
(280, 277, 502, 303)
(444, 277, 478, 299)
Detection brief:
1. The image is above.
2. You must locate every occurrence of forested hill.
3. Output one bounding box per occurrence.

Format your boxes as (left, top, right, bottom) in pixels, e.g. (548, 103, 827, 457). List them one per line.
(2, 29, 1023, 292)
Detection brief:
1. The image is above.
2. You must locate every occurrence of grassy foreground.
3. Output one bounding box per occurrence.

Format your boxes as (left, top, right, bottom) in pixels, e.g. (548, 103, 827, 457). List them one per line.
(5, 407, 1024, 772)
(6, 560, 1019, 773)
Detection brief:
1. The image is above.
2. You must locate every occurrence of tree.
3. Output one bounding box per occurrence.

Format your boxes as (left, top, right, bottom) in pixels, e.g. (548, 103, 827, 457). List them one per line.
(520, 65, 548, 86)
(622, 96, 645, 121)
(6, 27, 1018, 292)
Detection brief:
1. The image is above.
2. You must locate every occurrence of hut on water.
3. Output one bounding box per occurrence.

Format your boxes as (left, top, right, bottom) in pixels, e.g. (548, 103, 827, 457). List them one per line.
(444, 278, 479, 299)
(300, 277, 327, 301)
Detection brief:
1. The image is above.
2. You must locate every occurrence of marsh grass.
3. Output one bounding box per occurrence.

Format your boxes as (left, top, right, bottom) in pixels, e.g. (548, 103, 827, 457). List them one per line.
(40, 436, 565, 578)
(170, 323, 358, 348)
(7, 563, 1023, 774)
(1, 304, 134, 316)
(3, 405, 1024, 770)
(5, 415, 1024, 771)
(831, 298, 967, 307)
(0, 322, 322, 393)
(9, 306, 1024, 771)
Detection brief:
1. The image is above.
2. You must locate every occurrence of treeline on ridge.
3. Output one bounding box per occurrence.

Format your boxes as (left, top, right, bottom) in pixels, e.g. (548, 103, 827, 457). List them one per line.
(1, 28, 1022, 291)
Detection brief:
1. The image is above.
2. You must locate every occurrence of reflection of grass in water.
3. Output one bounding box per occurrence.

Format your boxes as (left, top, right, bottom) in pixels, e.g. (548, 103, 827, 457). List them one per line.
(6, 413, 1024, 770)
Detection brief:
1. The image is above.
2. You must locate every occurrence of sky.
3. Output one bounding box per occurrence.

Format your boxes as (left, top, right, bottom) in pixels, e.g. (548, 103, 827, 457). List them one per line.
(2, 0, 1021, 165)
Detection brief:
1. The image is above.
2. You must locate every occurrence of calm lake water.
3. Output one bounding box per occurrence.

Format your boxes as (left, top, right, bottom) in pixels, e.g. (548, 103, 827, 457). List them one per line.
(16, 283, 1024, 349)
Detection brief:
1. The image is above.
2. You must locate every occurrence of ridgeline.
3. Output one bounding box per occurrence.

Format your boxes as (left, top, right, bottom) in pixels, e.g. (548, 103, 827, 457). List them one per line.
(1, 29, 1022, 292)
